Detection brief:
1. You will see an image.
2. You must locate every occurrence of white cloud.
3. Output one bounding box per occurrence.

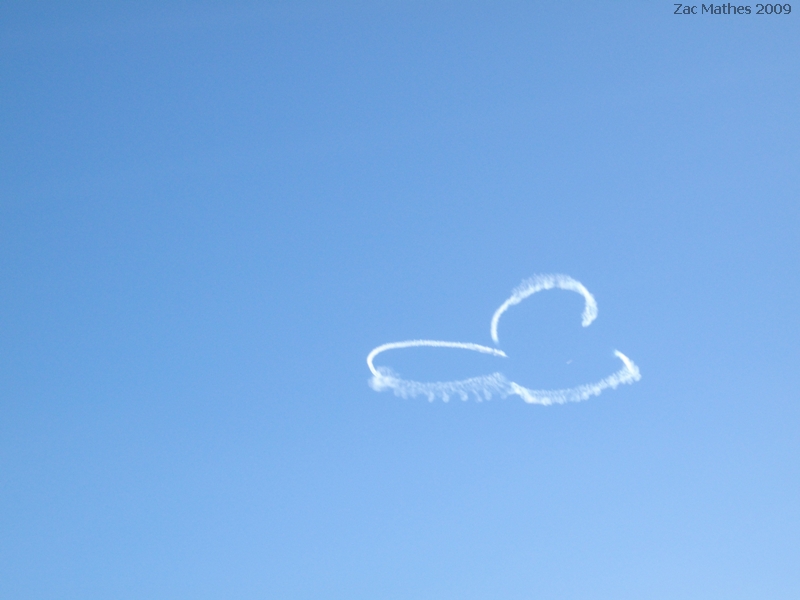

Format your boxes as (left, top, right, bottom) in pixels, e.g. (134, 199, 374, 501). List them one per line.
(366, 275, 641, 405)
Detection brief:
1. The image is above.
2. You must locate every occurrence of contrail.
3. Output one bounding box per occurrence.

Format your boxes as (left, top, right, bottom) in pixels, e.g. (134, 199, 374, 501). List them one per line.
(366, 275, 640, 405)
(507, 350, 640, 405)
(367, 340, 507, 374)
(367, 340, 508, 402)
(491, 274, 597, 343)
(369, 349, 639, 404)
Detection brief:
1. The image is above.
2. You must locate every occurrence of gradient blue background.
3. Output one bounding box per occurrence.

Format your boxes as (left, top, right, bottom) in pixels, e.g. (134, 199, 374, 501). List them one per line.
(1, 3, 798, 598)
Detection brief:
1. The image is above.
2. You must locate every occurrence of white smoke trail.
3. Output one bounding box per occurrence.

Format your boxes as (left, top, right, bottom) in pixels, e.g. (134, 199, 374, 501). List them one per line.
(367, 340, 508, 402)
(491, 274, 597, 343)
(368, 348, 639, 404)
(366, 275, 640, 405)
(507, 350, 640, 405)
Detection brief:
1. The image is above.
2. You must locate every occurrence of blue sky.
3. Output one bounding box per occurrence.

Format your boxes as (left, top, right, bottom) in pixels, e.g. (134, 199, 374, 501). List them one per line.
(1, 3, 798, 598)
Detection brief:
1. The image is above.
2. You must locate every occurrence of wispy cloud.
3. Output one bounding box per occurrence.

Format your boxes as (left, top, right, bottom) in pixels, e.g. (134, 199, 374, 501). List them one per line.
(366, 275, 641, 405)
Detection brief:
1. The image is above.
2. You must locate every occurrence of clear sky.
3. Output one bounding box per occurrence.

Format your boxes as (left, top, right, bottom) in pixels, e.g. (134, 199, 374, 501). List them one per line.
(1, 3, 798, 599)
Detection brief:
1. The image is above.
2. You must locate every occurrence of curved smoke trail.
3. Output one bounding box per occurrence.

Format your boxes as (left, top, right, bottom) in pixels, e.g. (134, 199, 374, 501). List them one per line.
(491, 274, 597, 343)
(366, 275, 640, 405)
